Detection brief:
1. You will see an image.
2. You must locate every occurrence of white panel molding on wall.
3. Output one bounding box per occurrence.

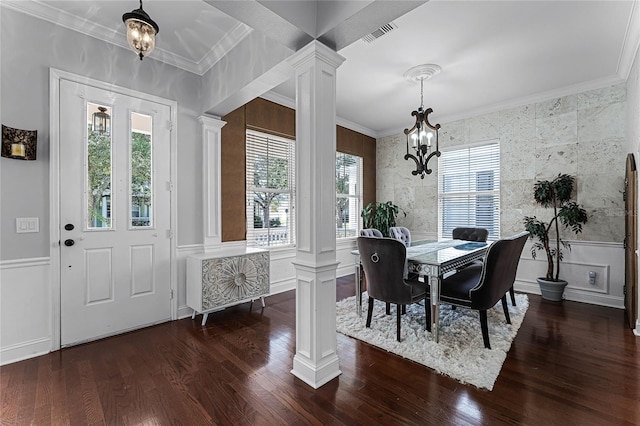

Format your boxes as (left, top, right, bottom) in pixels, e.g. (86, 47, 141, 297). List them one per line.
(514, 240, 624, 308)
(176, 244, 205, 319)
(0, 258, 51, 366)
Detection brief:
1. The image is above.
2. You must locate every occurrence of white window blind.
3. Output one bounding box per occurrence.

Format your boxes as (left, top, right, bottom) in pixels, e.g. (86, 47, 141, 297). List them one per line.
(246, 130, 295, 247)
(438, 142, 500, 240)
(336, 152, 362, 238)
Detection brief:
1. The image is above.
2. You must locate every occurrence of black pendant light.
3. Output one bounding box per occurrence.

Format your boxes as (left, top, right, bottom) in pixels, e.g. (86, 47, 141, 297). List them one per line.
(122, 0, 159, 60)
(403, 65, 442, 179)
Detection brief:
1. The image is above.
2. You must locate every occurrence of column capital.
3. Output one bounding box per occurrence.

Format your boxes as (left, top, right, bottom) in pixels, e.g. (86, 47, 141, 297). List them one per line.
(288, 40, 345, 70)
(198, 115, 226, 130)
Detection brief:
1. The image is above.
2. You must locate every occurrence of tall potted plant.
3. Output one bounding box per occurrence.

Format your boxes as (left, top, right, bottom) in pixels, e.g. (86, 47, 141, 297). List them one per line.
(523, 174, 588, 301)
(361, 201, 406, 237)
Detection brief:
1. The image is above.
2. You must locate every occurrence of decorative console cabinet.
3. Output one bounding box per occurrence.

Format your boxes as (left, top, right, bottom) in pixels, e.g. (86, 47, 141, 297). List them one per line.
(187, 247, 270, 325)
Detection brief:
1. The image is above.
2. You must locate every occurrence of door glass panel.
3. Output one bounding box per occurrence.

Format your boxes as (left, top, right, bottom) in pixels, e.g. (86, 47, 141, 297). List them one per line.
(87, 103, 112, 229)
(130, 112, 153, 228)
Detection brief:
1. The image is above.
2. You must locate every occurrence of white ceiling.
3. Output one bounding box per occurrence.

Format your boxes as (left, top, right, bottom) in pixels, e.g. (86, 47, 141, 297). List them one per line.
(4, 0, 639, 137)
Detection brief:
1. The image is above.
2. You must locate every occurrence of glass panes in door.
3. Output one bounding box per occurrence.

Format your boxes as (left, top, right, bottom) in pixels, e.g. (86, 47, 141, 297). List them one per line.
(130, 112, 153, 228)
(86, 103, 113, 229)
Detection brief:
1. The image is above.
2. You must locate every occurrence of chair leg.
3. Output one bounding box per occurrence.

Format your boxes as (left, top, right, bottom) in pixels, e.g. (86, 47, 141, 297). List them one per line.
(479, 310, 491, 349)
(451, 305, 456, 310)
(509, 286, 517, 306)
(396, 304, 402, 342)
(386, 302, 391, 315)
(402, 304, 407, 315)
(366, 297, 374, 328)
(501, 295, 511, 324)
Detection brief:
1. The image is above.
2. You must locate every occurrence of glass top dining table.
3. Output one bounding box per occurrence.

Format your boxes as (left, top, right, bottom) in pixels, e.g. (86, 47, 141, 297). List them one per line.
(351, 239, 490, 343)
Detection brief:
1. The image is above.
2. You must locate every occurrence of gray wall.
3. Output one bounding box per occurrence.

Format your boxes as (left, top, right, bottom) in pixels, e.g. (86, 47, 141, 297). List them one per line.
(0, 9, 204, 260)
(627, 36, 640, 161)
(625, 39, 640, 331)
(377, 83, 627, 243)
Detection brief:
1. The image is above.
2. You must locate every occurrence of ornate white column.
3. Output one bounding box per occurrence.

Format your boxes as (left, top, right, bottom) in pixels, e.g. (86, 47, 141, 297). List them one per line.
(289, 41, 345, 388)
(198, 116, 226, 253)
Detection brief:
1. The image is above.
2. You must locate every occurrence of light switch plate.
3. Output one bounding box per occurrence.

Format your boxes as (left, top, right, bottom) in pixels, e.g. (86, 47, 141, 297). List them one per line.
(16, 217, 39, 233)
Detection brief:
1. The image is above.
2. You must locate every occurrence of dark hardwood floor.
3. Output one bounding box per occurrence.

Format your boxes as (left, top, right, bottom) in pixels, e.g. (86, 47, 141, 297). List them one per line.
(1, 275, 639, 425)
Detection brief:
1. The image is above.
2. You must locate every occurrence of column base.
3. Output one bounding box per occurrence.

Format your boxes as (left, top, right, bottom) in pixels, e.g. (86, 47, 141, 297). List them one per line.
(291, 352, 341, 389)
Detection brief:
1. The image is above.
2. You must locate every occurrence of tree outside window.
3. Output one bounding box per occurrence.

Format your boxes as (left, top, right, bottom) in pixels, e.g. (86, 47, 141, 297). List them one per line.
(336, 152, 362, 238)
(246, 130, 295, 247)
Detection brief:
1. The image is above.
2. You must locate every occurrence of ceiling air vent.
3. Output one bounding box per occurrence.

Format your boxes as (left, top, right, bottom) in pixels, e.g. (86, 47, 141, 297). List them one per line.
(361, 22, 397, 43)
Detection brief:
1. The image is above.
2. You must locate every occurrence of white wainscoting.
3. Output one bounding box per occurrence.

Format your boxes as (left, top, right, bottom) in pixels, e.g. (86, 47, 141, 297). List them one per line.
(515, 240, 624, 308)
(175, 244, 206, 319)
(1, 238, 623, 365)
(176, 240, 359, 319)
(0, 258, 52, 365)
(336, 238, 358, 278)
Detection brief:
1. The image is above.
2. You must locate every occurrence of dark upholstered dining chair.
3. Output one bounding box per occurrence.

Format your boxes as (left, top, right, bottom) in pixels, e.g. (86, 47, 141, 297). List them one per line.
(360, 228, 383, 238)
(356, 237, 430, 342)
(452, 226, 518, 306)
(452, 227, 489, 242)
(440, 231, 529, 349)
(389, 226, 411, 247)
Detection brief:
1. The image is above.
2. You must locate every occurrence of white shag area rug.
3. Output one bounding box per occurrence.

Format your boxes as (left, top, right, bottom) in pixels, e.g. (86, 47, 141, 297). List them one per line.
(336, 293, 529, 391)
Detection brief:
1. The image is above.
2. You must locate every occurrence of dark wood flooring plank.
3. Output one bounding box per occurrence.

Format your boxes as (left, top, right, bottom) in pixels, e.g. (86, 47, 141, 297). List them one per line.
(2, 275, 639, 425)
(0, 361, 23, 424)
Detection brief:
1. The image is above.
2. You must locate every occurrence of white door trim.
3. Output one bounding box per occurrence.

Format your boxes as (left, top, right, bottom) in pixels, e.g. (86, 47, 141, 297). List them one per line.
(49, 68, 178, 351)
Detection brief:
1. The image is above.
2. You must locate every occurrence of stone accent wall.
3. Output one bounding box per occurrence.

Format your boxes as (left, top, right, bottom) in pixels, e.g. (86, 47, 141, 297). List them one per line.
(377, 83, 626, 243)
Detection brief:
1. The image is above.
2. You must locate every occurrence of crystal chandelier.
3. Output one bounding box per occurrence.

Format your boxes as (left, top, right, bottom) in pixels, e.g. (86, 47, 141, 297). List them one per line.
(122, 0, 159, 60)
(403, 65, 442, 179)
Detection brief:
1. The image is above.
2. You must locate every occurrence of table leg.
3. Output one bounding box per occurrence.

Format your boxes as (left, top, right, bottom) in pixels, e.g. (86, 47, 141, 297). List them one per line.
(429, 275, 441, 342)
(355, 261, 363, 317)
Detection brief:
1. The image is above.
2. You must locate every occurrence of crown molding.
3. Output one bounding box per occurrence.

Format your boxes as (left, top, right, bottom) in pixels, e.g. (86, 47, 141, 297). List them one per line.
(260, 91, 295, 109)
(618, 0, 640, 81)
(0, 0, 251, 76)
(197, 23, 253, 75)
(260, 92, 379, 138)
(376, 73, 627, 138)
(336, 116, 378, 139)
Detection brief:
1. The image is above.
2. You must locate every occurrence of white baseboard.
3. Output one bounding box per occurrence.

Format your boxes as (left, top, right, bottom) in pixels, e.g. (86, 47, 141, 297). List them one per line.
(0, 337, 51, 366)
(177, 305, 194, 320)
(337, 264, 355, 278)
(514, 280, 624, 308)
(269, 278, 296, 295)
(634, 320, 640, 337)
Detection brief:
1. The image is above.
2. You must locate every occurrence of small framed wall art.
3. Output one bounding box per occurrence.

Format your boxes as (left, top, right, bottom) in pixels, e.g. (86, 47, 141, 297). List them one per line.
(2, 124, 37, 160)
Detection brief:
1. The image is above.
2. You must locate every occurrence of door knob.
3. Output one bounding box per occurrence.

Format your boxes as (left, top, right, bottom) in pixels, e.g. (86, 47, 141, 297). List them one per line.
(64, 239, 75, 247)
(64, 223, 74, 231)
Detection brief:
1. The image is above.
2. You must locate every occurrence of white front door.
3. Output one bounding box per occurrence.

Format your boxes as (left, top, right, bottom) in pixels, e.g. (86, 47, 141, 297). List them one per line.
(59, 80, 172, 347)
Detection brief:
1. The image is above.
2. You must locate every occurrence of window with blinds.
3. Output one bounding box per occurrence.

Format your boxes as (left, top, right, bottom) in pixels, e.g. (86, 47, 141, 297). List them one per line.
(246, 130, 295, 247)
(438, 141, 500, 240)
(336, 152, 362, 238)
